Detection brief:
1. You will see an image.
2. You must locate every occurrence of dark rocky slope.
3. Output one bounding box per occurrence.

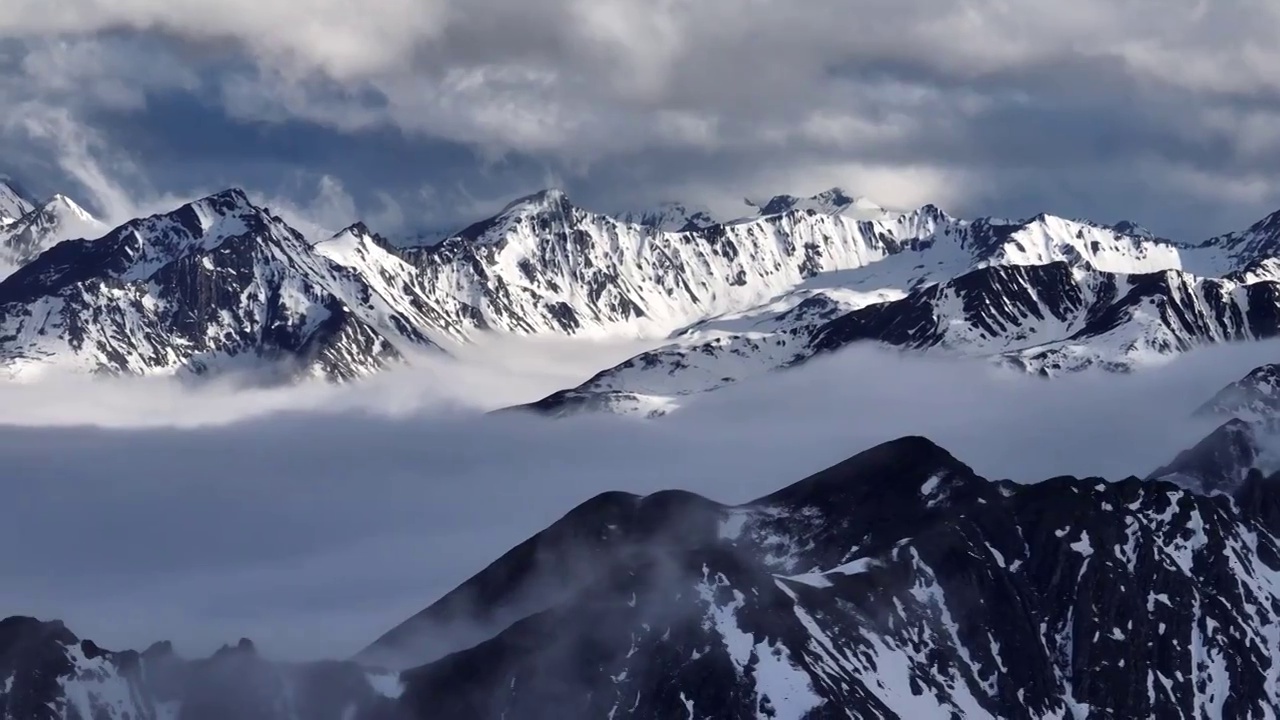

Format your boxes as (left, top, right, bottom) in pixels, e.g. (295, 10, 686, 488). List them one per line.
(8, 433, 1280, 718)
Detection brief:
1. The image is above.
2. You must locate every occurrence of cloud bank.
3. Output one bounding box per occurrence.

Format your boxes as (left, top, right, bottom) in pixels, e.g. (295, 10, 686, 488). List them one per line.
(0, 336, 1272, 662)
(2, 2, 1280, 238)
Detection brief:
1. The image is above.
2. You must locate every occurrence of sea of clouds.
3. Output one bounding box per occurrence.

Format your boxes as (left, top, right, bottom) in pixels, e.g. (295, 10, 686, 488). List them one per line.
(0, 335, 1271, 660)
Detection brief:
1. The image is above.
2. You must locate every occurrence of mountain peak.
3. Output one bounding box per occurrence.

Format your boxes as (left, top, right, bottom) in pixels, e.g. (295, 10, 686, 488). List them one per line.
(501, 188, 573, 215)
(749, 187, 885, 218)
(1196, 206, 1280, 262)
(446, 188, 578, 245)
(752, 435, 973, 510)
(1196, 363, 1280, 421)
(1147, 418, 1268, 495)
(916, 202, 950, 219)
(336, 220, 374, 237)
(0, 190, 109, 279)
(195, 187, 254, 213)
(0, 178, 35, 224)
(163, 188, 267, 239)
(38, 193, 97, 223)
(814, 186, 855, 204)
(617, 200, 718, 232)
(1111, 219, 1155, 239)
(317, 221, 399, 256)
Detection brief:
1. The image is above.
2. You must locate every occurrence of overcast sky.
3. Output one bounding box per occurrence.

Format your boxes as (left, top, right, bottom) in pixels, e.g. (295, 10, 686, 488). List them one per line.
(3, 1, 1280, 238)
(0, 336, 1273, 661)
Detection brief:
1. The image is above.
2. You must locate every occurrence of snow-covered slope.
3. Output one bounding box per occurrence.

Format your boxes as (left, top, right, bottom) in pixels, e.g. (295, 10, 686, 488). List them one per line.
(0, 194, 108, 280)
(311, 221, 473, 344)
(0, 190, 445, 380)
(1188, 207, 1280, 278)
(508, 197, 1280, 417)
(522, 260, 1280, 416)
(400, 188, 1218, 347)
(0, 180, 34, 225)
(814, 264, 1280, 374)
(395, 188, 955, 338)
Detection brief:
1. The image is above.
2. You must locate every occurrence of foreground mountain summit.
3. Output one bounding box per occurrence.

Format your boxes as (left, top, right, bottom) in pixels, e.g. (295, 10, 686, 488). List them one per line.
(4, 184, 1280, 402)
(6, 430, 1280, 719)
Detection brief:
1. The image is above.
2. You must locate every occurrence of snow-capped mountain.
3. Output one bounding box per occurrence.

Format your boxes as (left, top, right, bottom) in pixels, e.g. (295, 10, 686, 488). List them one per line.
(616, 201, 719, 232)
(394, 188, 953, 338)
(0, 184, 966, 380)
(0, 180, 34, 226)
(0, 194, 108, 280)
(1197, 363, 1280, 420)
(0, 619, 407, 720)
(520, 252, 1280, 416)
(3, 182, 1280, 393)
(0, 190, 448, 380)
(811, 263, 1280, 373)
(1146, 418, 1280, 494)
(14, 432, 1280, 718)
(1190, 207, 1280, 276)
(397, 186, 1218, 353)
(744, 187, 890, 221)
(1139, 369, 1280, 494)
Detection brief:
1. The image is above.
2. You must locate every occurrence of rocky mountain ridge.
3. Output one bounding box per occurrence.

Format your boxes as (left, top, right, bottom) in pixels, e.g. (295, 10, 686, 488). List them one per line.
(2, 183, 1280, 402)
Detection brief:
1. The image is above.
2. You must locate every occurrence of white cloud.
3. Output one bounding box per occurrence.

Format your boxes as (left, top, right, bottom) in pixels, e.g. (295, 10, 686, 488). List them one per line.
(4, 1, 1280, 240)
(0, 333, 666, 428)
(0, 0, 450, 80)
(7, 0, 1279, 157)
(0, 98, 205, 224)
(681, 162, 970, 222)
(3, 104, 140, 221)
(249, 174, 359, 242)
(14, 36, 199, 110)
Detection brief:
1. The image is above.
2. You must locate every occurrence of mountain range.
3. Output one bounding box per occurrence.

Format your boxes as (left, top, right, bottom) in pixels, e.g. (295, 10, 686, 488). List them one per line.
(7, 414, 1280, 718)
(10, 176, 1280, 716)
(4, 181, 1280, 418)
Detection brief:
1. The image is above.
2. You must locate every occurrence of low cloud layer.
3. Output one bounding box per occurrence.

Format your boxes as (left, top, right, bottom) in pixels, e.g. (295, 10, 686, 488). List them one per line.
(3, 3, 1280, 237)
(0, 336, 1272, 662)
